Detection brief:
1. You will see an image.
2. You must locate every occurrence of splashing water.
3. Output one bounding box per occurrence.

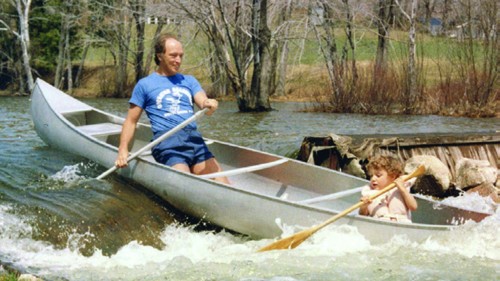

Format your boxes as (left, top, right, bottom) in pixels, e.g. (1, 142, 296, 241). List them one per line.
(2, 164, 499, 280)
(1, 202, 499, 280)
(50, 163, 95, 182)
(440, 192, 498, 214)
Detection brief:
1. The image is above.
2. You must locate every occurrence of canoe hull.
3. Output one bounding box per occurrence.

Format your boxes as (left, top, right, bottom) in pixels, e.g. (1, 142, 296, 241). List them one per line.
(30, 78, 489, 245)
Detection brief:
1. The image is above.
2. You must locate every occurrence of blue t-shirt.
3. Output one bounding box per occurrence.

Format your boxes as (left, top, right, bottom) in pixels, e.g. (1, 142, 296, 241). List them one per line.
(129, 72, 203, 138)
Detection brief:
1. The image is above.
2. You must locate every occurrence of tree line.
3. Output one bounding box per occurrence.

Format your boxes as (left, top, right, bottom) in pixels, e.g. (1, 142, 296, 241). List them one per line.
(0, 0, 497, 115)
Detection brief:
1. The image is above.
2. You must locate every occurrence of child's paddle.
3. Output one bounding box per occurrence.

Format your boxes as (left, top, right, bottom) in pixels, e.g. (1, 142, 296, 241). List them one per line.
(258, 165, 425, 252)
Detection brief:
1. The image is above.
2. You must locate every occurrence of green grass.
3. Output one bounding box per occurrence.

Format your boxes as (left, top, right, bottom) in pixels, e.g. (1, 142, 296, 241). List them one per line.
(0, 272, 17, 281)
(82, 23, 489, 72)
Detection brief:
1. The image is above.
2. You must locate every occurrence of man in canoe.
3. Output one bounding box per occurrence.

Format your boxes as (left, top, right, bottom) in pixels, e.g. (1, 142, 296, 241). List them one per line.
(359, 154, 418, 223)
(114, 33, 230, 184)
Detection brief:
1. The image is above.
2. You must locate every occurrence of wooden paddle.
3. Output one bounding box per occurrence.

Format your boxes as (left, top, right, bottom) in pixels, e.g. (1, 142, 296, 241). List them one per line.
(258, 165, 425, 252)
(96, 108, 208, 180)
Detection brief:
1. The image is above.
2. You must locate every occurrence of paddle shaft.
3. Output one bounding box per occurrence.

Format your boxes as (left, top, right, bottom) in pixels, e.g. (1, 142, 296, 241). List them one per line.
(257, 165, 425, 252)
(96, 108, 208, 180)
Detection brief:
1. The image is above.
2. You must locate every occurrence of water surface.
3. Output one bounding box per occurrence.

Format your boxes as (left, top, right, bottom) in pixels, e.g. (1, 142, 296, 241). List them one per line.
(0, 96, 498, 280)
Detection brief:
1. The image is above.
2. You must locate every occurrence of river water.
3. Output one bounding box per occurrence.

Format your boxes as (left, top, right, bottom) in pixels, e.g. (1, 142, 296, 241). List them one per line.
(0, 96, 499, 280)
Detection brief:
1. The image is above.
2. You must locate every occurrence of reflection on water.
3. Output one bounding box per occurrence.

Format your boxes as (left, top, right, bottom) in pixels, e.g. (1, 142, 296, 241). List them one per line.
(0, 96, 499, 280)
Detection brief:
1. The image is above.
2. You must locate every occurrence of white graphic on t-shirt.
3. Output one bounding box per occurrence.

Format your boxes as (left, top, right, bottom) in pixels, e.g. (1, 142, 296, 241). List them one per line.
(156, 87, 193, 117)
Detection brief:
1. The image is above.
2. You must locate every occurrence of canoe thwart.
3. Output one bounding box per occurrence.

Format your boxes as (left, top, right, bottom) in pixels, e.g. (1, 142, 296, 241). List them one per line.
(199, 158, 288, 179)
(298, 187, 363, 204)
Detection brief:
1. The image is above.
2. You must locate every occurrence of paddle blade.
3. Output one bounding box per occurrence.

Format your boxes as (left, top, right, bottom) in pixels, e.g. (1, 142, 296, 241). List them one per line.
(258, 228, 315, 252)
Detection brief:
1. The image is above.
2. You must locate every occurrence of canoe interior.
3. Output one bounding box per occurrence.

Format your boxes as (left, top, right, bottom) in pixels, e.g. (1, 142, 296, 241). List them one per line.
(54, 93, 370, 209)
(63, 109, 153, 152)
(61, 107, 487, 226)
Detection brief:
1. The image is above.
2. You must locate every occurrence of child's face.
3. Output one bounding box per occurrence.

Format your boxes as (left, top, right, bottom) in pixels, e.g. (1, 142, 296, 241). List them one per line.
(369, 168, 397, 190)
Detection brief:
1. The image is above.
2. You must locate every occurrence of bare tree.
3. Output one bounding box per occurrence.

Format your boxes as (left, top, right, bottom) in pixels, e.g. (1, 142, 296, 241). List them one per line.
(395, 0, 419, 112)
(246, 0, 272, 111)
(87, 0, 133, 97)
(421, 0, 436, 24)
(166, 0, 276, 112)
(312, 0, 359, 112)
(441, 0, 451, 30)
(341, 0, 357, 81)
(51, 0, 83, 93)
(0, 0, 34, 93)
(375, 0, 394, 71)
(274, 0, 293, 97)
(454, 0, 498, 107)
(131, 0, 146, 83)
(312, 0, 342, 107)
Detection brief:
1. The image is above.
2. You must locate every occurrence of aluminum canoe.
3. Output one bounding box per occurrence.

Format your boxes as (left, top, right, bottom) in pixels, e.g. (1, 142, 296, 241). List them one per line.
(30, 78, 490, 245)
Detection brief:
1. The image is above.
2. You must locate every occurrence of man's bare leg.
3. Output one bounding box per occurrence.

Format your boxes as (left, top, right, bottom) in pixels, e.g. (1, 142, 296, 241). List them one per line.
(192, 158, 230, 184)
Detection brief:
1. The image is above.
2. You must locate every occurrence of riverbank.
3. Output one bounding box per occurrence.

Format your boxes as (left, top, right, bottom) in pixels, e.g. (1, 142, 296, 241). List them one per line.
(3, 62, 498, 118)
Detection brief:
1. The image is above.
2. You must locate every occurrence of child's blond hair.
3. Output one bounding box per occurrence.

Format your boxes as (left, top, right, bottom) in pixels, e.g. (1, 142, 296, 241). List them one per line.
(366, 153, 404, 178)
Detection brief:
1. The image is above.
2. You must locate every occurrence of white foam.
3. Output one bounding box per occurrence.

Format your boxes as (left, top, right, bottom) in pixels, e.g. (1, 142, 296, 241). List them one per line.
(50, 164, 87, 182)
(440, 192, 497, 214)
(1, 204, 499, 280)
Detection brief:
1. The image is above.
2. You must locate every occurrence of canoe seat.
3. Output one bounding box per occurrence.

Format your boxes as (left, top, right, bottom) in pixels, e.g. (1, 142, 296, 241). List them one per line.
(199, 158, 288, 179)
(77, 123, 122, 137)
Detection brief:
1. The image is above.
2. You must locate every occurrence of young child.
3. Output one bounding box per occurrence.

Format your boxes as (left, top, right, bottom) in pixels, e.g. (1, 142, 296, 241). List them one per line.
(359, 154, 418, 223)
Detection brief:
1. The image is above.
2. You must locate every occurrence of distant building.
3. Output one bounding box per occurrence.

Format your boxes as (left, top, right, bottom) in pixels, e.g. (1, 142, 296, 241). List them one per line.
(429, 18, 443, 36)
(145, 3, 183, 25)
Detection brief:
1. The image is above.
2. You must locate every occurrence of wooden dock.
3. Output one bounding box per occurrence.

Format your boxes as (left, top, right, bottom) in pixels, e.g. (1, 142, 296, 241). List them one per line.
(297, 132, 499, 179)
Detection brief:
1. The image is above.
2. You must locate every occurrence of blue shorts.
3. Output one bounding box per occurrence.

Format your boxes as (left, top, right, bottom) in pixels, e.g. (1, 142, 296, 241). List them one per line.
(152, 129, 214, 167)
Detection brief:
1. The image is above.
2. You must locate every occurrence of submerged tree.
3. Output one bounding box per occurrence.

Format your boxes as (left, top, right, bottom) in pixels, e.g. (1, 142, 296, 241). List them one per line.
(246, 0, 272, 111)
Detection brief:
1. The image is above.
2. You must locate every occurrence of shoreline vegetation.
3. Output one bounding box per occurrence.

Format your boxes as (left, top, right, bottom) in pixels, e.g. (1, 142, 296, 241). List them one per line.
(3, 57, 498, 118)
(1, 3, 497, 118)
(2, 35, 497, 118)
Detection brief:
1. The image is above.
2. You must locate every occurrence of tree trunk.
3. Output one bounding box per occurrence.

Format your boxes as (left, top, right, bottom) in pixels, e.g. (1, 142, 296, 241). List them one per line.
(75, 39, 90, 87)
(342, 0, 357, 81)
(54, 19, 65, 89)
(275, 0, 293, 97)
(65, 23, 73, 93)
(132, 0, 146, 82)
(407, 0, 418, 110)
(422, 0, 435, 24)
(375, 0, 394, 71)
(115, 2, 132, 97)
(396, 0, 419, 113)
(240, 0, 272, 111)
(145, 23, 165, 76)
(314, 0, 342, 106)
(442, 0, 450, 30)
(15, 0, 34, 93)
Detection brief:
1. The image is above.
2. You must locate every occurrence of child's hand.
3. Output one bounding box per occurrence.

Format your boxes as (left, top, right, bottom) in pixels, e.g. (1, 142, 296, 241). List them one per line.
(360, 196, 372, 205)
(394, 177, 406, 191)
